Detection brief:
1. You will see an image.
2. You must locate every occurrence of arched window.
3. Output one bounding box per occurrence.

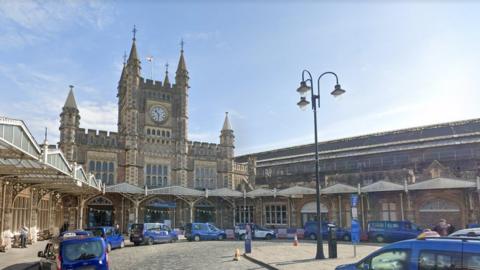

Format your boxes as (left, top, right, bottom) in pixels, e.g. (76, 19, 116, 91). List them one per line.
(147, 129, 151, 135)
(109, 162, 114, 172)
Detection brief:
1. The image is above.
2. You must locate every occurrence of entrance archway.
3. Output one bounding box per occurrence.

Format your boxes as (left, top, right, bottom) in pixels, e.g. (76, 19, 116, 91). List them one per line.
(144, 198, 175, 226)
(419, 198, 461, 228)
(301, 202, 328, 226)
(87, 196, 113, 227)
(195, 200, 215, 223)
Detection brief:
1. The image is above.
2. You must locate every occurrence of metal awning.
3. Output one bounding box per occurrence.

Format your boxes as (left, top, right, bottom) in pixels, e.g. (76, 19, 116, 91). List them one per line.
(206, 188, 243, 197)
(0, 116, 102, 194)
(148, 185, 204, 196)
(246, 188, 276, 198)
(408, 177, 476, 191)
(361, 180, 404, 193)
(278, 186, 316, 197)
(106, 182, 144, 194)
(321, 183, 358, 194)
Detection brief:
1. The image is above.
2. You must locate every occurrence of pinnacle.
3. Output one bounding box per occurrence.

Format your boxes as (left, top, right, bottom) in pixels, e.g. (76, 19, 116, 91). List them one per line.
(64, 86, 78, 109)
(222, 112, 232, 131)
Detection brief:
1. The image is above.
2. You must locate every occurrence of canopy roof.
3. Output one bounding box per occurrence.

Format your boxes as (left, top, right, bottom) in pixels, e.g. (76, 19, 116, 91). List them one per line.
(408, 177, 476, 190)
(148, 185, 204, 196)
(247, 188, 276, 198)
(0, 116, 102, 194)
(278, 186, 316, 197)
(206, 188, 243, 197)
(106, 182, 144, 194)
(361, 180, 404, 193)
(321, 183, 358, 194)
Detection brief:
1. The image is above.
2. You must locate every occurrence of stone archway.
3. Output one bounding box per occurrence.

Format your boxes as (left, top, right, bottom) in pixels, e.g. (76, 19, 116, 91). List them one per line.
(194, 199, 216, 223)
(143, 197, 176, 226)
(87, 196, 113, 227)
(300, 201, 328, 226)
(419, 198, 461, 228)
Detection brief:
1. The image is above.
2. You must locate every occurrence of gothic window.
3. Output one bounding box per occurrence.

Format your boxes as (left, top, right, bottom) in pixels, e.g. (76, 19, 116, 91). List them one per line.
(381, 202, 397, 221)
(89, 160, 116, 185)
(162, 130, 165, 137)
(147, 129, 151, 135)
(235, 205, 254, 223)
(166, 131, 170, 137)
(194, 165, 217, 189)
(145, 163, 169, 188)
(265, 204, 287, 225)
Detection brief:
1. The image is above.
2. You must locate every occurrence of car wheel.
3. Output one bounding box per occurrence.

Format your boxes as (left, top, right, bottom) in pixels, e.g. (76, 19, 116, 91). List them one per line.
(309, 233, 317, 240)
(343, 234, 351, 241)
(194, 235, 200, 242)
(240, 234, 246, 240)
(147, 237, 154, 245)
(217, 234, 224, 240)
(107, 243, 112, 253)
(265, 234, 272, 240)
(120, 240, 125, 248)
(376, 235, 385, 243)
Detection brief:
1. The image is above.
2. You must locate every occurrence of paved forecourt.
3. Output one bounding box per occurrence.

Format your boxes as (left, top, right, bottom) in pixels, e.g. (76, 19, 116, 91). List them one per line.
(244, 241, 382, 270)
(109, 240, 267, 270)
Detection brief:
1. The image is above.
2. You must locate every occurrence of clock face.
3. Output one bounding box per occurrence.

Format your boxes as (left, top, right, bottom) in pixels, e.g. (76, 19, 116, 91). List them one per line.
(150, 106, 168, 123)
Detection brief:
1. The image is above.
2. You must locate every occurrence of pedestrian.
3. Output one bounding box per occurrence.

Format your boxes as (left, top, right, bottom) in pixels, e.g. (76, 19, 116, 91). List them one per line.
(20, 226, 28, 248)
(433, 219, 451, 236)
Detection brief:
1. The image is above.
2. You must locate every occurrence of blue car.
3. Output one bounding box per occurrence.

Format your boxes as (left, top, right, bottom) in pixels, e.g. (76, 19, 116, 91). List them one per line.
(336, 235, 480, 269)
(185, 223, 226, 241)
(88, 226, 125, 252)
(304, 221, 351, 241)
(130, 223, 178, 246)
(60, 230, 92, 237)
(38, 234, 108, 270)
(367, 220, 422, 243)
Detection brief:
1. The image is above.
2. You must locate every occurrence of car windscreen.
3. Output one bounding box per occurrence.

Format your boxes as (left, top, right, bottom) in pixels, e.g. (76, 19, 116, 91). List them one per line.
(90, 228, 104, 237)
(131, 224, 144, 232)
(256, 225, 269, 231)
(62, 240, 104, 262)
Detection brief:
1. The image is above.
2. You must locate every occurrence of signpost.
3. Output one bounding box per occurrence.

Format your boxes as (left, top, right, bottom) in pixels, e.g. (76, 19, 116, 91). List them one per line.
(245, 224, 252, 254)
(350, 194, 360, 257)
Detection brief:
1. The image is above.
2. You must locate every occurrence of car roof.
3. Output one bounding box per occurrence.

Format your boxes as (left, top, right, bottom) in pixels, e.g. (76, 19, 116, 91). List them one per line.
(59, 236, 104, 243)
(450, 228, 480, 235)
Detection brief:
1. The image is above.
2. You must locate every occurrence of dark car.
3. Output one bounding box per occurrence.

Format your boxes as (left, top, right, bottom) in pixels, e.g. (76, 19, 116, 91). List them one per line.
(367, 220, 422, 243)
(304, 221, 351, 241)
(336, 235, 480, 269)
(88, 226, 125, 252)
(185, 223, 226, 241)
(38, 234, 108, 270)
(130, 223, 178, 246)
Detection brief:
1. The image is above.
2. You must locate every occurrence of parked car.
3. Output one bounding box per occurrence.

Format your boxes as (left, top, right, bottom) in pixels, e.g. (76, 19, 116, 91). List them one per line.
(234, 223, 275, 240)
(38, 234, 108, 270)
(185, 223, 226, 241)
(304, 221, 351, 241)
(88, 226, 125, 252)
(449, 227, 480, 238)
(60, 230, 92, 237)
(130, 223, 178, 246)
(335, 234, 480, 269)
(367, 220, 422, 243)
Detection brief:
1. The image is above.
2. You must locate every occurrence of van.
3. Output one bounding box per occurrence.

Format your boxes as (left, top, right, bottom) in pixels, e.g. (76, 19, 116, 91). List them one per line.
(185, 223, 226, 241)
(367, 220, 421, 243)
(130, 223, 178, 246)
(88, 226, 125, 252)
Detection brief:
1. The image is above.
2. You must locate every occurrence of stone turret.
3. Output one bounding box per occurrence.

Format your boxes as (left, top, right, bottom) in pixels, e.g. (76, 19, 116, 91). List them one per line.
(220, 112, 235, 158)
(59, 86, 80, 162)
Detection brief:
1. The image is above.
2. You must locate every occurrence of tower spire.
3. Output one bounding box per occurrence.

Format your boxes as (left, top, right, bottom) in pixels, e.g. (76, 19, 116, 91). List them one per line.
(64, 85, 78, 109)
(222, 112, 232, 131)
(164, 62, 170, 86)
(127, 25, 139, 65)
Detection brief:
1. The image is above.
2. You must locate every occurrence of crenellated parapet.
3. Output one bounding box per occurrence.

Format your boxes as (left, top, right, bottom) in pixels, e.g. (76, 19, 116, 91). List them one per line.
(140, 78, 173, 90)
(188, 141, 229, 158)
(75, 128, 119, 148)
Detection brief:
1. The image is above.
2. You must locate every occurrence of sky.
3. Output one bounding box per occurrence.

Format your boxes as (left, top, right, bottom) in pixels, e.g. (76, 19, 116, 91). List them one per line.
(1, 0, 480, 156)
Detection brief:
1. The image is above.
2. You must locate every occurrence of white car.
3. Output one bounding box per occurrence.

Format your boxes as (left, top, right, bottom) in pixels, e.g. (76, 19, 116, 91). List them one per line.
(234, 224, 275, 240)
(449, 228, 480, 238)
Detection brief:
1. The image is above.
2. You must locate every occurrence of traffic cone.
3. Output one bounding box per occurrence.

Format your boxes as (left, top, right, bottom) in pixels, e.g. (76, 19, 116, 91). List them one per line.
(293, 233, 299, 246)
(233, 248, 240, 261)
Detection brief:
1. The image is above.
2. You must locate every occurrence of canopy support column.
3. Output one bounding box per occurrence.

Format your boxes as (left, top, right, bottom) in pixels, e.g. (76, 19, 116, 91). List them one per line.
(134, 200, 140, 223)
(400, 192, 404, 221)
(78, 195, 87, 230)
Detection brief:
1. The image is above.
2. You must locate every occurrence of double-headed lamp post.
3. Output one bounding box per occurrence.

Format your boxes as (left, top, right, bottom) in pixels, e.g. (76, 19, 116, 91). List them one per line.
(296, 70, 346, 260)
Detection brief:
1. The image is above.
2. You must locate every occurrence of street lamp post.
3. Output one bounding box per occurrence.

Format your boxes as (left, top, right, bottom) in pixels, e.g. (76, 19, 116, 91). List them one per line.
(296, 70, 346, 260)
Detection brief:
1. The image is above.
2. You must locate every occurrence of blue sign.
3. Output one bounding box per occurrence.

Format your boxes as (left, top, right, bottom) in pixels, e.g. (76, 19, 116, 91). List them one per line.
(147, 201, 176, 208)
(350, 194, 359, 207)
(351, 219, 361, 244)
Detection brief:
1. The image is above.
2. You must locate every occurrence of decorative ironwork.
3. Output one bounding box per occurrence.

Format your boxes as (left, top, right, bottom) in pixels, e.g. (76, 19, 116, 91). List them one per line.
(88, 196, 113, 206)
(419, 198, 460, 212)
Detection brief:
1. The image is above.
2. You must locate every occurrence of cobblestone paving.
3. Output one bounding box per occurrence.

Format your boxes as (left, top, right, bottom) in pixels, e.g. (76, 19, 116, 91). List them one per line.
(109, 240, 267, 270)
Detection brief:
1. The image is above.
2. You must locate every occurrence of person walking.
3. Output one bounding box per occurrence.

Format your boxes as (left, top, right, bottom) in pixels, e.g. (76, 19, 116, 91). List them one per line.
(20, 226, 28, 248)
(433, 219, 451, 236)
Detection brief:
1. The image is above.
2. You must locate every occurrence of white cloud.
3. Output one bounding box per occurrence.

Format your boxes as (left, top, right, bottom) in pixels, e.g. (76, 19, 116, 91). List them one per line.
(0, 0, 114, 48)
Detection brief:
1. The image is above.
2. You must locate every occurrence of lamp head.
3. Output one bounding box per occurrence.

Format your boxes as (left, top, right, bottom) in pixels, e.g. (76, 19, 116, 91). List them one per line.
(297, 97, 310, 110)
(296, 81, 310, 97)
(331, 84, 346, 97)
